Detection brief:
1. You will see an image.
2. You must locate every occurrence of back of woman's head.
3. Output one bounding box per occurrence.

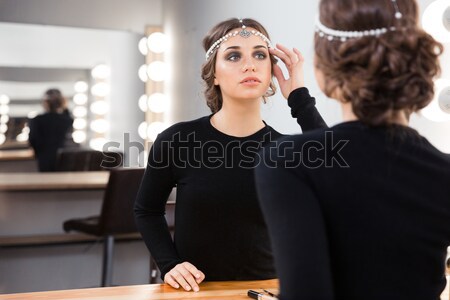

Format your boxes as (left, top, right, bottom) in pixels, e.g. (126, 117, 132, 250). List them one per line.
(201, 18, 277, 113)
(315, 0, 443, 126)
(44, 88, 65, 113)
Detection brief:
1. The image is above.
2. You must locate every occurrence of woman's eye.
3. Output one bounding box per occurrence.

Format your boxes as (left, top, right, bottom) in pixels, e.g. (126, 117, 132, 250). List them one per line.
(226, 53, 240, 61)
(255, 52, 267, 60)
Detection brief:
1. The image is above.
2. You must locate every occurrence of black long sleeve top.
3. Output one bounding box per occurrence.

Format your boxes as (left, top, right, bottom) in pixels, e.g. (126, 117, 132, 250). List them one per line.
(134, 87, 327, 281)
(28, 109, 73, 172)
(255, 121, 450, 300)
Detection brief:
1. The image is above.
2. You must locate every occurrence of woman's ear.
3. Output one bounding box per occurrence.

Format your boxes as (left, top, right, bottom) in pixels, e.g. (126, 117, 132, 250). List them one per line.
(214, 77, 219, 86)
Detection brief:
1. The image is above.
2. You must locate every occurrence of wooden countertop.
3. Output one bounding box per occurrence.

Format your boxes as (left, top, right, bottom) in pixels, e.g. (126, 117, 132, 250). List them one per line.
(0, 171, 109, 191)
(0, 149, 34, 161)
(0, 279, 278, 300)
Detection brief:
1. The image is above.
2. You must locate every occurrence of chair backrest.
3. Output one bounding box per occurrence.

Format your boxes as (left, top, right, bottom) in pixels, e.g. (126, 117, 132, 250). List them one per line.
(56, 148, 123, 171)
(99, 168, 145, 234)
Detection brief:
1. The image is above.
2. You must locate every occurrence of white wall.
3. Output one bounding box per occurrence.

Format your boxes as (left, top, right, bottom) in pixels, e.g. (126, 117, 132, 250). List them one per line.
(163, 0, 450, 153)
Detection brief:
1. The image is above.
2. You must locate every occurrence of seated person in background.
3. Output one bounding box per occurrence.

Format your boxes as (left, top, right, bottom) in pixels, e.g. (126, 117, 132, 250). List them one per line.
(255, 0, 450, 299)
(29, 88, 74, 172)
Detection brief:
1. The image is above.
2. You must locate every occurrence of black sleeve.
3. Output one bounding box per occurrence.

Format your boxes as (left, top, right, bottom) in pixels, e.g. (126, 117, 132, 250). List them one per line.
(288, 87, 328, 132)
(134, 132, 182, 278)
(28, 117, 41, 152)
(255, 144, 335, 300)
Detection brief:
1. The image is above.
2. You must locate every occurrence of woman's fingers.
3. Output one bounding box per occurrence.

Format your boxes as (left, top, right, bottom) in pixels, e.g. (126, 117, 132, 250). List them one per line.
(164, 262, 204, 292)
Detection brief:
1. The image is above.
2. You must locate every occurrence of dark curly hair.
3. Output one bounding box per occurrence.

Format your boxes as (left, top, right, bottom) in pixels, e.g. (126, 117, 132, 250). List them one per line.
(315, 0, 443, 126)
(44, 88, 66, 113)
(201, 18, 277, 113)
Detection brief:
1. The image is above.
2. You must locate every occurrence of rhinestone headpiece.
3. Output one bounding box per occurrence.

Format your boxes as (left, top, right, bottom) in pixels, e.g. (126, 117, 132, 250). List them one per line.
(205, 19, 273, 60)
(315, 0, 403, 42)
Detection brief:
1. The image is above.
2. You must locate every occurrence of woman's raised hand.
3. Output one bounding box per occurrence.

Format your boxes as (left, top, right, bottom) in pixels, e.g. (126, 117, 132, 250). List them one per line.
(164, 262, 205, 292)
(269, 43, 305, 99)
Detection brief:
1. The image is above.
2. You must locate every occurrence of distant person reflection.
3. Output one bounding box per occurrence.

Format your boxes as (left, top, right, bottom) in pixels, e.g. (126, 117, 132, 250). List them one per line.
(29, 88, 74, 172)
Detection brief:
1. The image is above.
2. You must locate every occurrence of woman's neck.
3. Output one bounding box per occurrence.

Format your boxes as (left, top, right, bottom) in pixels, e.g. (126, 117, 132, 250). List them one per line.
(211, 98, 265, 137)
(340, 102, 409, 126)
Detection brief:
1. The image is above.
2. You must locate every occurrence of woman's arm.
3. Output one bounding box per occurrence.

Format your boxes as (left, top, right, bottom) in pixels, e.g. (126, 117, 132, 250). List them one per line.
(255, 138, 334, 300)
(270, 44, 328, 132)
(134, 132, 182, 277)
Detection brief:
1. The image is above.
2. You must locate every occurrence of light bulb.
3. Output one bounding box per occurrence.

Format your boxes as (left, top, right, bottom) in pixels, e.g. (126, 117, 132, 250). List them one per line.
(147, 61, 169, 82)
(148, 93, 169, 113)
(147, 32, 169, 53)
(72, 131, 87, 143)
(74, 81, 88, 93)
(91, 64, 111, 79)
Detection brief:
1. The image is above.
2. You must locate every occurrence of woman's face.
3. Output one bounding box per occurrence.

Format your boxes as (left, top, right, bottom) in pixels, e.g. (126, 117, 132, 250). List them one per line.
(213, 28, 272, 103)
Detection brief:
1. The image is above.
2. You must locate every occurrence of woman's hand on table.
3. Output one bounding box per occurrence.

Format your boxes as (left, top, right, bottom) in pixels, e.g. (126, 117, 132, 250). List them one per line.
(164, 262, 205, 292)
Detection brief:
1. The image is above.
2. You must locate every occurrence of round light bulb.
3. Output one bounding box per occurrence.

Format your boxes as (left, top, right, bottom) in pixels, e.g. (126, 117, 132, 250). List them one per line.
(73, 106, 88, 118)
(0, 105, 10, 115)
(91, 82, 110, 97)
(73, 93, 88, 105)
(74, 81, 88, 93)
(147, 32, 169, 53)
(147, 121, 168, 142)
(148, 93, 169, 113)
(138, 37, 148, 55)
(0, 133, 5, 145)
(0, 95, 10, 105)
(147, 61, 169, 82)
(90, 100, 109, 115)
(0, 114, 9, 124)
(16, 133, 29, 142)
(73, 118, 87, 130)
(0, 123, 7, 133)
(72, 131, 87, 143)
(138, 95, 149, 112)
(138, 64, 148, 82)
(89, 137, 107, 151)
(91, 64, 111, 79)
(422, 0, 450, 43)
(90, 119, 109, 133)
(444, 6, 450, 31)
(421, 78, 450, 122)
(438, 86, 450, 114)
(138, 121, 148, 139)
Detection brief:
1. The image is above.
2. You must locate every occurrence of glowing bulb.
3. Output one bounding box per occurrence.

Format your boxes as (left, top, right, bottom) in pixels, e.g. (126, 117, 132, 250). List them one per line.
(147, 61, 169, 82)
(90, 101, 109, 115)
(138, 121, 148, 139)
(0, 133, 5, 145)
(421, 78, 450, 122)
(73, 106, 88, 118)
(0, 115, 9, 124)
(74, 81, 88, 93)
(27, 111, 38, 119)
(147, 121, 168, 142)
(91, 64, 111, 79)
(0, 123, 7, 133)
(73, 118, 87, 130)
(138, 37, 148, 55)
(0, 105, 10, 115)
(138, 95, 148, 112)
(90, 119, 109, 133)
(91, 82, 110, 97)
(148, 93, 169, 113)
(147, 32, 169, 53)
(422, 0, 450, 43)
(73, 93, 88, 105)
(138, 64, 148, 82)
(16, 133, 28, 142)
(0, 95, 10, 105)
(89, 137, 107, 151)
(72, 131, 87, 143)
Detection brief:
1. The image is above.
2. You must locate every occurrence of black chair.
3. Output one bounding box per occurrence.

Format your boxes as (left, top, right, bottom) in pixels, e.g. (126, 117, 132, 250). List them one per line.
(149, 202, 175, 283)
(56, 148, 123, 171)
(63, 168, 144, 287)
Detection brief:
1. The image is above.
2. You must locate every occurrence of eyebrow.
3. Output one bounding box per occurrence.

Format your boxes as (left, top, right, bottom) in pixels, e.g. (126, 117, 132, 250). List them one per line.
(224, 45, 267, 51)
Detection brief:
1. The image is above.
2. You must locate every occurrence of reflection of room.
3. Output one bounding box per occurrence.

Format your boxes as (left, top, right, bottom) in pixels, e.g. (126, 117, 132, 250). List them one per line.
(0, 0, 449, 297)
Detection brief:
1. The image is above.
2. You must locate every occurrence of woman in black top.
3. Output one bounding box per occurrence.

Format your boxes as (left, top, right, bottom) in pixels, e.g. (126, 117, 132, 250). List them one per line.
(29, 88, 73, 172)
(134, 18, 327, 292)
(255, 1, 450, 299)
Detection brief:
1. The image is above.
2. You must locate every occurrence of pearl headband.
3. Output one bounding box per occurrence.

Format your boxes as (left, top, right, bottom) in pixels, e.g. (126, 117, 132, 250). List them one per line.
(315, 0, 403, 42)
(205, 19, 273, 60)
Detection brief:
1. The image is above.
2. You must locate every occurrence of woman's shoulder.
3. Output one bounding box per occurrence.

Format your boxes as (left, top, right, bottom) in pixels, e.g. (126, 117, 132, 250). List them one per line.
(156, 116, 210, 141)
